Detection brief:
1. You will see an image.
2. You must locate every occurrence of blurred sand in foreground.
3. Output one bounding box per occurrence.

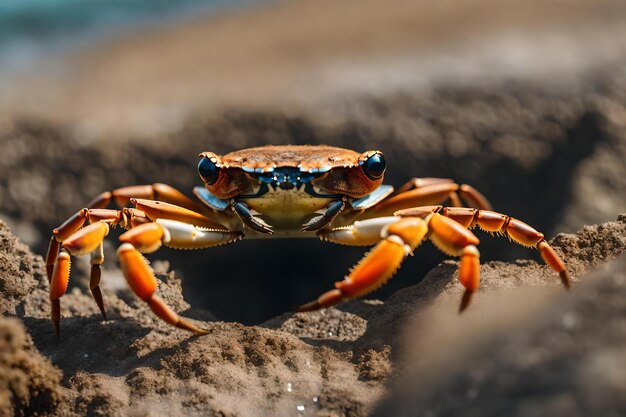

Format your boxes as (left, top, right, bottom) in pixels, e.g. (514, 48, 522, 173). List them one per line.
(1, 0, 626, 140)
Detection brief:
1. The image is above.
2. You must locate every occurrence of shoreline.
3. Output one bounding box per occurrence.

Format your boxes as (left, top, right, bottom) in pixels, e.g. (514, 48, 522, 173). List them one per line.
(1, 0, 625, 141)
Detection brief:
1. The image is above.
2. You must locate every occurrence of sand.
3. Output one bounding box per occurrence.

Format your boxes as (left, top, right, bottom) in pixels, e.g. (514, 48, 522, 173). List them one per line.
(0, 207, 624, 416)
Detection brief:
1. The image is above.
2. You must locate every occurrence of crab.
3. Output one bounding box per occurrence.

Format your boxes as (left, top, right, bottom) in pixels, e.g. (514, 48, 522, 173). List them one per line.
(45, 145, 570, 335)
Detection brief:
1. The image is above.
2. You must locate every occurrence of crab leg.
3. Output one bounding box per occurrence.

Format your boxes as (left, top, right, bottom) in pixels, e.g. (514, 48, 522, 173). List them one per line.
(45, 208, 128, 281)
(131, 199, 228, 231)
(366, 179, 492, 217)
(49, 222, 111, 335)
(46, 198, 237, 335)
(117, 220, 242, 333)
(395, 178, 491, 209)
(299, 213, 481, 312)
(396, 206, 571, 289)
(318, 216, 405, 246)
(87, 183, 204, 213)
(45, 208, 129, 329)
(88, 183, 235, 228)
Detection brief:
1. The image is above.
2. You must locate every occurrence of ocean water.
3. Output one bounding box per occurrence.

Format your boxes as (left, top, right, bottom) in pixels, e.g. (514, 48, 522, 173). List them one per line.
(0, 0, 266, 80)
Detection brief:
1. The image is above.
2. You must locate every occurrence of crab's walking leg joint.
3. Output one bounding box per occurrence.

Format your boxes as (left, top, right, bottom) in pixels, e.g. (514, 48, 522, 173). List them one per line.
(299, 213, 482, 313)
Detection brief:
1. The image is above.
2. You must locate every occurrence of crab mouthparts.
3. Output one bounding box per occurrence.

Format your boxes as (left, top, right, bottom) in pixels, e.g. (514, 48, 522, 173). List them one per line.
(256, 167, 318, 191)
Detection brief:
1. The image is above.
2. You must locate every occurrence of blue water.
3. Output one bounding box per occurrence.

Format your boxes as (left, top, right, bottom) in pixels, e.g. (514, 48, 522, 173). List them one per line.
(0, 0, 266, 78)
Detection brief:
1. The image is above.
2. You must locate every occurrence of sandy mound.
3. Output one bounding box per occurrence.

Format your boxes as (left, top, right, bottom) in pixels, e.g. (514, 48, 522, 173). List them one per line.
(0, 208, 624, 416)
(372, 241, 626, 417)
(0, 319, 63, 417)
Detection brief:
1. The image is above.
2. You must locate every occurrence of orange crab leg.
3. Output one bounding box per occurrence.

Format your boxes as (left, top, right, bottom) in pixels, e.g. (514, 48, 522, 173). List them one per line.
(396, 178, 493, 210)
(123, 208, 152, 227)
(116, 240, 208, 334)
(132, 199, 228, 231)
(88, 241, 107, 320)
(366, 180, 492, 218)
(86, 208, 126, 225)
(116, 219, 241, 333)
(45, 237, 61, 284)
(53, 208, 89, 241)
(87, 183, 204, 213)
(46, 208, 126, 281)
(469, 210, 570, 288)
(458, 185, 493, 211)
(395, 177, 458, 194)
(61, 222, 110, 256)
(370, 183, 461, 216)
(49, 250, 71, 336)
(300, 214, 481, 312)
(396, 206, 570, 289)
(45, 206, 121, 331)
(299, 218, 424, 311)
(427, 213, 481, 311)
(47, 222, 111, 335)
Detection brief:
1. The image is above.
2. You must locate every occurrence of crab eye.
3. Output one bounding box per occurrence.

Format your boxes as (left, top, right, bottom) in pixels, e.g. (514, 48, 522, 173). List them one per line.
(198, 157, 219, 185)
(362, 153, 386, 180)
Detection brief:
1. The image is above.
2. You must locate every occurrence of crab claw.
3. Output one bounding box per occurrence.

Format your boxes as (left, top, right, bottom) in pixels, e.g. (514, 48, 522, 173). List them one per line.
(232, 202, 273, 234)
(301, 199, 346, 232)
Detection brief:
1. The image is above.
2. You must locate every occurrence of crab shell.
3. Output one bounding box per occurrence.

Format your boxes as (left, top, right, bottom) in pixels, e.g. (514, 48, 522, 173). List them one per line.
(199, 145, 384, 200)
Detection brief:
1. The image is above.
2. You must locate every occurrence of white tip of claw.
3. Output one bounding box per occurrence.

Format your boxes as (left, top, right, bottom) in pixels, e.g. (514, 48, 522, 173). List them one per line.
(463, 245, 480, 258)
(57, 250, 71, 260)
(387, 234, 405, 247)
(116, 242, 135, 255)
(161, 226, 171, 245)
